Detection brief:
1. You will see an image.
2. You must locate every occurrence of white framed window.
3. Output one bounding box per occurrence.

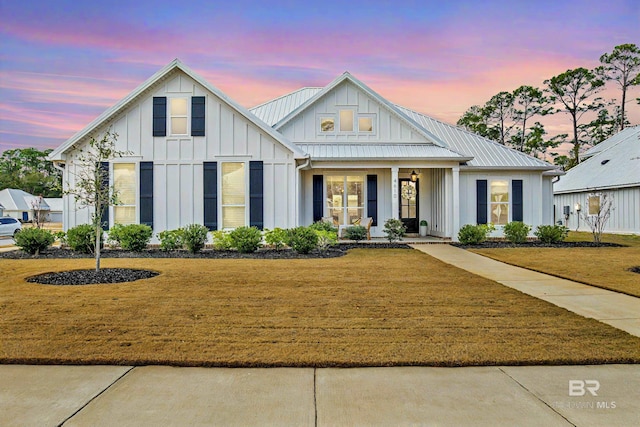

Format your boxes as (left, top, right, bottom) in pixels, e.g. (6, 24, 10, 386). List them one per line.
(320, 116, 335, 132)
(339, 110, 354, 132)
(588, 194, 601, 216)
(490, 180, 509, 225)
(221, 162, 246, 229)
(170, 97, 188, 135)
(326, 175, 364, 226)
(358, 116, 373, 132)
(113, 163, 136, 225)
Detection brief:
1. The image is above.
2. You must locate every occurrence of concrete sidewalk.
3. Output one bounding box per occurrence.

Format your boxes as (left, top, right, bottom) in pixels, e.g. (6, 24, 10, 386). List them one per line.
(411, 244, 640, 338)
(1, 364, 638, 426)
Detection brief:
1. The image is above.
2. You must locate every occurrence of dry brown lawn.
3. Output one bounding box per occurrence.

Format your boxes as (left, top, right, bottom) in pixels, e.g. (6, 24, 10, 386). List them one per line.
(473, 232, 640, 297)
(2, 248, 640, 367)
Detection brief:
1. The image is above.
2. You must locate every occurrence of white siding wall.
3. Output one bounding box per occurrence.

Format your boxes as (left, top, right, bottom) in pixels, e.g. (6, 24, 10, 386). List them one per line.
(63, 70, 297, 235)
(459, 170, 552, 237)
(279, 81, 429, 144)
(554, 187, 640, 234)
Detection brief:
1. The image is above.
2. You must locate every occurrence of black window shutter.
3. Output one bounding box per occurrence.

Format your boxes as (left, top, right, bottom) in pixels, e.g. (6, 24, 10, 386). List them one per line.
(512, 180, 523, 222)
(140, 162, 154, 229)
(367, 174, 378, 226)
(153, 97, 166, 137)
(476, 179, 488, 225)
(249, 161, 264, 230)
(312, 175, 323, 222)
(203, 162, 217, 231)
(100, 162, 110, 230)
(191, 96, 205, 137)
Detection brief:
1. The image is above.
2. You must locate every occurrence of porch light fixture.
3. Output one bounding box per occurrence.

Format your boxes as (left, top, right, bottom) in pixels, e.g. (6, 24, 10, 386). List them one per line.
(410, 170, 418, 182)
(574, 203, 581, 212)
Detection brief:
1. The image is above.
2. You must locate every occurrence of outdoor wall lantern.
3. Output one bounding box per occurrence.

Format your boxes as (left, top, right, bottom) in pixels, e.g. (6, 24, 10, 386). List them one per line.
(574, 203, 581, 212)
(410, 170, 418, 182)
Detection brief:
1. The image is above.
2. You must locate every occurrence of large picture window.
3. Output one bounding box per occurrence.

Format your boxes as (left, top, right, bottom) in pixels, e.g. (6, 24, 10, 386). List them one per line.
(490, 180, 509, 225)
(326, 175, 364, 226)
(113, 163, 136, 225)
(588, 194, 601, 215)
(339, 110, 354, 132)
(222, 162, 245, 228)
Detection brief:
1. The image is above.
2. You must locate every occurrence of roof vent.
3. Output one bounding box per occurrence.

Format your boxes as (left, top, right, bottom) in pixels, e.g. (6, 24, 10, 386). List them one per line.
(601, 159, 610, 165)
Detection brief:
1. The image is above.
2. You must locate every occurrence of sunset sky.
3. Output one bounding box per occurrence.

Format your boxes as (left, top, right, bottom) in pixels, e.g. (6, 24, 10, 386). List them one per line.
(1, 0, 639, 155)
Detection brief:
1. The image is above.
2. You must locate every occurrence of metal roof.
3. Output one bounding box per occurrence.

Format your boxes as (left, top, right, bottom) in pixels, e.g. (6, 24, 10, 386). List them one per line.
(396, 106, 555, 169)
(251, 84, 556, 169)
(251, 87, 322, 127)
(581, 126, 640, 160)
(0, 189, 50, 211)
(554, 130, 640, 193)
(296, 144, 470, 161)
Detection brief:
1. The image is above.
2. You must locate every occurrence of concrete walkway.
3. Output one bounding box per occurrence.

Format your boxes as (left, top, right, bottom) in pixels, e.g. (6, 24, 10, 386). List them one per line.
(411, 244, 640, 338)
(1, 364, 638, 426)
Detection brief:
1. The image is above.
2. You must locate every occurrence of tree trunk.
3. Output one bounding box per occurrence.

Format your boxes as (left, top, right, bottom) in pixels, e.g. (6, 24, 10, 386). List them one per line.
(520, 115, 528, 152)
(572, 113, 580, 165)
(95, 223, 101, 272)
(621, 83, 626, 131)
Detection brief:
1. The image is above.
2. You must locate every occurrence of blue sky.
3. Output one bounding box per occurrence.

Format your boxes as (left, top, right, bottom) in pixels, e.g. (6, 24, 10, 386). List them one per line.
(1, 0, 638, 153)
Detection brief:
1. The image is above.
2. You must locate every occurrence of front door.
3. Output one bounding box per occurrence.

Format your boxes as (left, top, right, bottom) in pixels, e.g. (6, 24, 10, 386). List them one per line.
(399, 179, 419, 233)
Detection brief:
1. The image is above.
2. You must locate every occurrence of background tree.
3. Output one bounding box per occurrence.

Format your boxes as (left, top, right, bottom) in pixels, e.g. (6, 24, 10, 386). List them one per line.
(510, 85, 551, 152)
(544, 68, 605, 168)
(457, 92, 515, 144)
(0, 148, 62, 196)
(456, 105, 494, 139)
(64, 130, 126, 271)
(598, 43, 640, 131)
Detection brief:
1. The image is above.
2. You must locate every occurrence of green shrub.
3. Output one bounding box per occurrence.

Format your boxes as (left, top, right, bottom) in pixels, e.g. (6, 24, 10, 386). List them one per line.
(211, 230, 233, 250)
(107, 224, 152, 251)
(67, 224, 102, 253)
(344, 225, 368, 242)
(315, 229, 338, 252)
(503, 221, 531, 244)
(14, 227, 55, 255)
(264, 228, 288, 250)
(420, 220, 428, 227)
(157, 229, 184, 251)
(106, 223, 124, 248)
(182, 224, 210, 254)
(309, 220, 338, 234)
(458, 224, 495, 245)
(53, 231, 67, 245)
(534, 224, 569, 244)
(229, 226, 263, 253)
(286, 226, 319, 254)
(383, 218, 406, 242)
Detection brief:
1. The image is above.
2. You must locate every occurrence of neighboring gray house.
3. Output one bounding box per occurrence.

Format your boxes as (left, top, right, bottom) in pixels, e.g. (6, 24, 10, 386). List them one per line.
(554, 126, 640, 234)
(49, 59, 560, 241)
(43, 198, 63, 223)
(0, 189, 50, 222)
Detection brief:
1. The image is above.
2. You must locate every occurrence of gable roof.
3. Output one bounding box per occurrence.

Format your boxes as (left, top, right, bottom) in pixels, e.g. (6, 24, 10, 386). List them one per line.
(263, 72, 449, 147)
(0, 189, 50, 211)
(252, 81, 556, 170)
(49, 59, 307, 161)
(554, 128, 640, 194)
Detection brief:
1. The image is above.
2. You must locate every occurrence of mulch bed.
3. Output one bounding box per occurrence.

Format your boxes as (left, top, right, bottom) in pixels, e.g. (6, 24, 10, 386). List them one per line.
(27, 268, 159, 285)
(454, 241, 624, 249)
(630, 266, 640, 274)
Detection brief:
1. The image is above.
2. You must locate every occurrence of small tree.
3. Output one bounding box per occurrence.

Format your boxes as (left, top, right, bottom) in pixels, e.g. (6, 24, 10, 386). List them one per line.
(64, 130, 127, 271)
(581, 193, 614, 243)
(29, 195, 49, 229)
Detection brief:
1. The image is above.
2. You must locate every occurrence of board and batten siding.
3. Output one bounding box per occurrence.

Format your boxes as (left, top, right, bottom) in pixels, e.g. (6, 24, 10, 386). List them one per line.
(458, 171, 550, 236)
(278, 81, 429, 144)
(554, 187, 640, 234)
(62, 70, 297, 234)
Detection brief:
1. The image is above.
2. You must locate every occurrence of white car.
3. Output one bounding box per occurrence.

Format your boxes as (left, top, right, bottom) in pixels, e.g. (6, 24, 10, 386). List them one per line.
(0, 217, 22, 237)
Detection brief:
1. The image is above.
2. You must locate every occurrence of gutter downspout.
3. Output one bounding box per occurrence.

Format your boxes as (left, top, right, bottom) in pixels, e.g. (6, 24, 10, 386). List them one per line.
(295, 156, 311, 227)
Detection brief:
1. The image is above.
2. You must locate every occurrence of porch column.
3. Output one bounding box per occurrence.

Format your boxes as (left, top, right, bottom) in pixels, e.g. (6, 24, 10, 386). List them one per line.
(391, 166, 399, 219)
(452, 166, 460, 242)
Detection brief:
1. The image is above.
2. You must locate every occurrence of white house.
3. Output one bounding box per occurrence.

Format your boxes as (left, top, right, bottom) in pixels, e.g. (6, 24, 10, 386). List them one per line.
(43, 198, 63, 223)
(554, 126, 640, 234)
(49, 59, 560, 241)
(0, 189, 50, 222)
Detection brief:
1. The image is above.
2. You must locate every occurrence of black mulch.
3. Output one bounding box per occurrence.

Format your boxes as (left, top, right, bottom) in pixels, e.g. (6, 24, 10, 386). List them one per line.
(630, 267, 640, 274)
(453, 241, 625, 249)
(27, 268, 159, 285)
(0, 243, 411, 260)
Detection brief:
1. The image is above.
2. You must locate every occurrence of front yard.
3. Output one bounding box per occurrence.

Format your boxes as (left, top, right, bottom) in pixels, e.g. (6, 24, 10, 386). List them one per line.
(472, 232, 640, 297)
(2, 248, 640, 367)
